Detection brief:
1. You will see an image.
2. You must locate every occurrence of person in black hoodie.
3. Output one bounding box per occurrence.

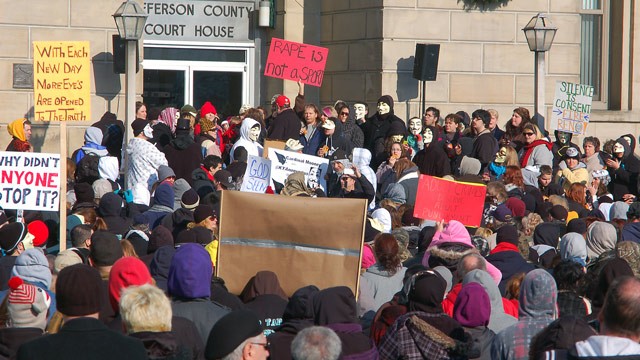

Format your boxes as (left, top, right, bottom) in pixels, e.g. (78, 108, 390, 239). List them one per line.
(485, 225, 535, 296)
(361, 95, 406, 170)
(313, 286, 378, 359)
(91, 111, 125, 162)
(268, 285, 319, 360)
(413, 126, 451, 177)
(606, 134, 640, 201)
(97, 192, 132, 238)
(470, 109, 498, 172)
(164, 119, 204, 186)
(239, 271, 289, 336)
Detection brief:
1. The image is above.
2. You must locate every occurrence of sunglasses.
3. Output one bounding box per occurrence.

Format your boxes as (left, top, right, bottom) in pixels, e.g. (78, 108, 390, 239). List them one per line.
(523, 132, 535, 136)
(340, 112, 349, 116)
(251, 342, 270, 351)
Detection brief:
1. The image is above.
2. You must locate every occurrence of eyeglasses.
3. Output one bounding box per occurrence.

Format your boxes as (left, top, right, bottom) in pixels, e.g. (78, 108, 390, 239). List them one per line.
(340, 112, 349, 116)
(523, 132, 535, 137)
(251, 342, 270, 351)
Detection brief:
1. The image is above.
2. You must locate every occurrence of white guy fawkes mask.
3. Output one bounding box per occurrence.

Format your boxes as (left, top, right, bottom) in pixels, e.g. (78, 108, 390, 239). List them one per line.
(249, 125, 260, 142)
(623, 136, 633, 148)
(423, 128, 433, 144)
(495, 147, 508, 164)
(377, 102, 390, 115)
(614, 143, 625, 154)
(353, 104, 367, 120)
(409, 118, 422, 135)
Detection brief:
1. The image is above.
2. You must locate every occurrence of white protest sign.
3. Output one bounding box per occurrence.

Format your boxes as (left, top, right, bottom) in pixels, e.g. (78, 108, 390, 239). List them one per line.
(0, 152, 61, 211)
(550, 81, 594, 135)
(267, 148, 330, 192)
(240, 155, 272, 193)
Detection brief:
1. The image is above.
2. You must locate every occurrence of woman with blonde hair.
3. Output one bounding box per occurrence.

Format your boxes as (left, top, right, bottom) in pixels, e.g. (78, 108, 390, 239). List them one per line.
(518, 123, 552, 184)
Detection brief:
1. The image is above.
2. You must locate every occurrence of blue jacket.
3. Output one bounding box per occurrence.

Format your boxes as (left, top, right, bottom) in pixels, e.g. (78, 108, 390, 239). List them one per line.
(300, 125, 325, 156)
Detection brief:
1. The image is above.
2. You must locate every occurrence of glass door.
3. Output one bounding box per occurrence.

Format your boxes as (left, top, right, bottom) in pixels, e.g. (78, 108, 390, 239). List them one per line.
(143, 50, 249, 119)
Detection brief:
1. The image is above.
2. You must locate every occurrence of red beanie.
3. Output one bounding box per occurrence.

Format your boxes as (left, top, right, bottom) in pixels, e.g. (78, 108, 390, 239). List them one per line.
(200, 101, 217, 118)
(108, 257, 153, 312)
(27, 220, 49, 248)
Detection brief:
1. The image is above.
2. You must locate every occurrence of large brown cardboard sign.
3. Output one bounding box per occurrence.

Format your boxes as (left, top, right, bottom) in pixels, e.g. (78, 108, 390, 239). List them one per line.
(217, 191, 367, 296)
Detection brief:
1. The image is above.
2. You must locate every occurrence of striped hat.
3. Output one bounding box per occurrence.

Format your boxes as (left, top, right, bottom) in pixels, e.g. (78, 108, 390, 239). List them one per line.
(7, 276, 51, 329)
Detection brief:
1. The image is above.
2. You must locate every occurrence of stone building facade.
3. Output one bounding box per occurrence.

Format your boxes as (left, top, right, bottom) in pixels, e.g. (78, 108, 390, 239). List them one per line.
(0, 0, 638, 153)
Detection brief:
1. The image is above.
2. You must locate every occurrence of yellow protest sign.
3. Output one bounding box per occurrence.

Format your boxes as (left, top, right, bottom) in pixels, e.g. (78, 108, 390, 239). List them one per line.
(33, 41, 90, 121)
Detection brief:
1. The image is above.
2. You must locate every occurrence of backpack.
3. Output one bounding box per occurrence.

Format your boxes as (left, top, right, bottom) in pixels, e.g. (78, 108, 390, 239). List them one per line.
(75, 153, 101, 184)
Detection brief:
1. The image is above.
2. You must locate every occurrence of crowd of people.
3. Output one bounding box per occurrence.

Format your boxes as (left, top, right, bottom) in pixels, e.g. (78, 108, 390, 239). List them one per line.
(1, 84, 640, 360)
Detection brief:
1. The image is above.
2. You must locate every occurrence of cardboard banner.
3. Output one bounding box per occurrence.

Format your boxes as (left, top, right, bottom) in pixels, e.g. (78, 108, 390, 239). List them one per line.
(33, 41, 91, 121)
(264, 38, 328, 87)
(268, 148, 329, 192)
(414, 175, 486, 227)
(240, 155, 272, 193)
(263, 139, 286, 159)
(0, 152, 61, 211)
(550, 81, 594, 135)
(217, 191, 367, 296)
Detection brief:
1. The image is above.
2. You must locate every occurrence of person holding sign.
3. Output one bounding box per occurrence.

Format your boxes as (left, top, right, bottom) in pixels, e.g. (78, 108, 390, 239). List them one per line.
(6, 118, 32, 152)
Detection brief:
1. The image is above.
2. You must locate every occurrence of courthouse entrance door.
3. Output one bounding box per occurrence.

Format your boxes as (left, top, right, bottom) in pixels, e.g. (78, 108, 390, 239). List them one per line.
(142, 46, 250, 119)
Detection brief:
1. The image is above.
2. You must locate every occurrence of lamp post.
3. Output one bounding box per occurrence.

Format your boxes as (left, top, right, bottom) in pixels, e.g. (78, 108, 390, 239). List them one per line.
(113, 0, 147, 189)
(522, 13, 557, 134)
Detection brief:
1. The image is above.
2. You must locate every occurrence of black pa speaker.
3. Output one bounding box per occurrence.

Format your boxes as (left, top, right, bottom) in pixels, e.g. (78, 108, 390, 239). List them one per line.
(112, 35, 140, 74)
(413, 44, 440, 81)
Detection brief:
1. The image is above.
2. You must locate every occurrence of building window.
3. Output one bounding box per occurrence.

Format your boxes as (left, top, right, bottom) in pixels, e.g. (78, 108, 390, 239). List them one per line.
(580, 0, 604, 101)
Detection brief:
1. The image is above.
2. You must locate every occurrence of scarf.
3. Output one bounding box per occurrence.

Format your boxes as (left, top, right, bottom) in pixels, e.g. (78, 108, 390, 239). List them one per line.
(488, 162, 506, 178)
(489, 242, 519, 255)
(520, 139, 553, 167)
(200, 165, 215, 182)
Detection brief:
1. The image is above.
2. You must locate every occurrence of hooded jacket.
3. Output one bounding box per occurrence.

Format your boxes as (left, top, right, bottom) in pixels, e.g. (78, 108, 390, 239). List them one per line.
(313, 287, 378, 359)
(74, 127, 109, 164)
(92, 112, 125, 159)
(98, 192, 132, 237)
(422, 221, 503, 285)
(413, 126, 451, 177)
(167, 243, 229, 343)
(552, 130, 581, 169)
(362, 95, 406, 169)
(462, 270, 517, 334)
(556, 161, 589, 192)
(490, 269, 557, 360)
(230, 118, 263, 162)
(134, 183, 175, 230)
(608, 135, 640, 200)
(559, 232, 588, 266)
(164, 129, 203, 186)
(585, 221, 617, 260)
(352, 148, 377, 209)
(268, 285, 319, 360)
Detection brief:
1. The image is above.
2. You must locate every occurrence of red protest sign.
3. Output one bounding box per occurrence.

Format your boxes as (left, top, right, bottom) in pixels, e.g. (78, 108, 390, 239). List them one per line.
(414, 175, 486, 227)
(264, 38, 328, 87)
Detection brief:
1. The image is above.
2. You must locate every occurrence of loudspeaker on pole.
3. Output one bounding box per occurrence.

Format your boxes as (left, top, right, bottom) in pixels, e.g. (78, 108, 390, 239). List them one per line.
(413, 44, 440, 81)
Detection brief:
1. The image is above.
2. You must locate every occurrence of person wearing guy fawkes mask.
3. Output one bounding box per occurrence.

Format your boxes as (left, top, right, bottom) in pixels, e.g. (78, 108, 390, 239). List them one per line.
(361, 95, 406, 169)
(412, 126, 451, 177)
(230, 118, 263, 162)
(126, 118, 168, 190)
(552, 130, 581, 171)
(606, 135, 640, 201)
(353, 101, 368, 126)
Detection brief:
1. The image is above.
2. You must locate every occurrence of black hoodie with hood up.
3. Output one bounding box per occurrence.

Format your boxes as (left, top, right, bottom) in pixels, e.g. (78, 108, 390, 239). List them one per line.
(608, 134, 640, 200)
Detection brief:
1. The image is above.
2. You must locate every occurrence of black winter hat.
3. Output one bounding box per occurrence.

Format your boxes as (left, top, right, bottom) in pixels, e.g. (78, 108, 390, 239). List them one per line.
(90, 230, 124, 266)
(131, 118, 149, 137)
(56, 264, 102, 316)
(194, 205, 216, 224)
(566, 218, 587, 234)
(377, 95, 394, 110)
(74, 183, 95, 204)
(496, 225, 519, 246)
(550, 205, 568, 222)
(0, 223, 27, 252)
(205, 310, 263, 359)
(180, 189, 200, 210)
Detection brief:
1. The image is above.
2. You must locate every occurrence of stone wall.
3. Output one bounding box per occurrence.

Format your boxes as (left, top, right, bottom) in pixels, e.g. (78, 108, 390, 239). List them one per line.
(0, 0, 142, 153)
